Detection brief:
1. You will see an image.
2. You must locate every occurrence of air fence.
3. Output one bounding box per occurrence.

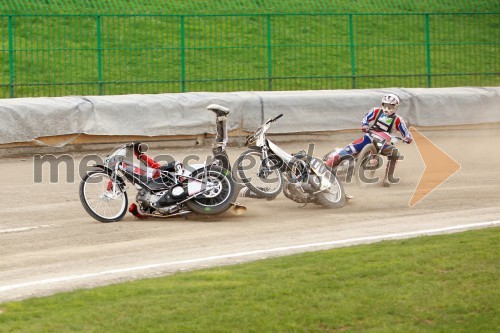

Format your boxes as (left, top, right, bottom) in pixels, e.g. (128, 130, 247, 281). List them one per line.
(1, 87, 499, 146)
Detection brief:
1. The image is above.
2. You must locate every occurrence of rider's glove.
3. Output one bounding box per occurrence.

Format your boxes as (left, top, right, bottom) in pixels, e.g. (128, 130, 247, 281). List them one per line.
(361, 126, 369, 133)
(403, 137, 413, 144)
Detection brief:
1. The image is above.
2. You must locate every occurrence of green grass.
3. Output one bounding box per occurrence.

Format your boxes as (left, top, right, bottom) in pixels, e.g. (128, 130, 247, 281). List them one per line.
(1, 227, 498, 332)
(1, 0, 499, 15)
(0, 2, 499, 97)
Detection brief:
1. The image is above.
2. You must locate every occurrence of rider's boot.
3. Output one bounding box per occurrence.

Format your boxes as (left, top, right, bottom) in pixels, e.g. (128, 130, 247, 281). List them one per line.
(324, 153, 340, 168)
(383, 155, 398, 187)
(129, 203, 147, 219)
(383, 168, 391, 187)
(324, 149, 349, 168)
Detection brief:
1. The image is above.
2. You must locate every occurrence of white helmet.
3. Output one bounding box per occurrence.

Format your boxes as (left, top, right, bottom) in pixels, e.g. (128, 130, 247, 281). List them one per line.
(381, 93, 400, 115)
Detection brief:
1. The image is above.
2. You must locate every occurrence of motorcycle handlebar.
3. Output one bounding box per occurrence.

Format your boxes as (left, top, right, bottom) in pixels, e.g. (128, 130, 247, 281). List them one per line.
(366, 129, 404, 142)
(268, 113, 283, 123)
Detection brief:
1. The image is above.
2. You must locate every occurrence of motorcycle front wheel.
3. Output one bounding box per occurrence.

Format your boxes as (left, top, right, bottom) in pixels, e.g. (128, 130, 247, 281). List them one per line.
(315, 167, 346, 208)
(186, 166, 235, 215)
(235, 149, 283, 199)
(79, 171, 128, 223)
(355, 144, 379, 188)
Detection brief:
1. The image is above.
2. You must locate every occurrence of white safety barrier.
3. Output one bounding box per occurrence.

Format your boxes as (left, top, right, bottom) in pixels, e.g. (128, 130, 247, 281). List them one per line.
(0, 87, 499, 145)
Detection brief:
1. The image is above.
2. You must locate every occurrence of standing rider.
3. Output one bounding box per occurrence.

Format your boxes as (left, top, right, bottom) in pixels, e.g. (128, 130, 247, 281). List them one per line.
(324, 93, 413, 187)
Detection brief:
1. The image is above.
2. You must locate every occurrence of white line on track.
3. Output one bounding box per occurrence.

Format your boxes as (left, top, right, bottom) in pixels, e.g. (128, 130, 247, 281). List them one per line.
(0, 220, 498, 293)
(0, 225, 54, 234)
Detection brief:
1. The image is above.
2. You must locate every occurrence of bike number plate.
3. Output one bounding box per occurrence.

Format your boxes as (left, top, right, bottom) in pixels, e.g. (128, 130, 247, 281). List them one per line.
(309, 157, 326, 175)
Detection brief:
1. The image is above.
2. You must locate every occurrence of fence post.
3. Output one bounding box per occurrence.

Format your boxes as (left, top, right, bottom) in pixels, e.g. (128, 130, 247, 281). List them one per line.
(8, 15, 15, 98)
(96, 15, 103, 95)
(425, 14, 432, 88)
(349, 14, 356, 89)
(266, 14, 272, 91)
(180, 15, 186, 93)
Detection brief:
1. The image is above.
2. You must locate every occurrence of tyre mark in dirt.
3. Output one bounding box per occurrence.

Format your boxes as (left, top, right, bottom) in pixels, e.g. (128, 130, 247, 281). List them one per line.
(2, 202, 77, 214)
(0, 225, 55, 234)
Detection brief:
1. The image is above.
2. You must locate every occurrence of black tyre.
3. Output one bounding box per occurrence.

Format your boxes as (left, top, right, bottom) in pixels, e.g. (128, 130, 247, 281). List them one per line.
(354, 144, 380, 188)
(315, 167, 346, 208)
(213, 151, 231, 171)
(235, 149, 283, 198)
(186, 166, 235, 215)
(79, 171, 128, 223)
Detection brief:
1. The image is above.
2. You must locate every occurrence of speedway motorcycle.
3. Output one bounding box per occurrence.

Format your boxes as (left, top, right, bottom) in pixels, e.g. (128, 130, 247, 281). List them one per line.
(323, 129, 404, 187)
(235, 114, 346, 208)
(79, 143, 236, 223)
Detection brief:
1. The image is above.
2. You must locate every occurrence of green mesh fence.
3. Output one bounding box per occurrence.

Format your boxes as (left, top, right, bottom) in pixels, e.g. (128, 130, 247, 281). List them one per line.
(0, 1, 499, 97)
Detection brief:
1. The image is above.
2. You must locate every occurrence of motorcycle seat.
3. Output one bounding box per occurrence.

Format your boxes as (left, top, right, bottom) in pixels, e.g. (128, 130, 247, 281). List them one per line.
(145, 177, 171, 191)
(160, 163, 176, 172)
(207, 104, 229, 117)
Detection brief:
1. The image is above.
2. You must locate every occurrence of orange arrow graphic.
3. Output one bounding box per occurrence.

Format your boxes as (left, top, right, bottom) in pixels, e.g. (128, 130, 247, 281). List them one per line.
(409, 127, 461, 207)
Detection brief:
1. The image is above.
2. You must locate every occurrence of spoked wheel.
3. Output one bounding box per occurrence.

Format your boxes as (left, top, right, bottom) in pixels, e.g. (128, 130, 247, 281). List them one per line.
(315, 167, 346, 208)
(186, 166, 235, 215)
(235, 149, 283, 198)
(79, 171, 128, 223)
(355, 144, 381, 188)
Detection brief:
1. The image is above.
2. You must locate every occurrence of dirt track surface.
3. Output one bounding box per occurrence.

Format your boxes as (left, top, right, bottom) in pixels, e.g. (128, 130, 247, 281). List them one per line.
(1, 126, 499, 302)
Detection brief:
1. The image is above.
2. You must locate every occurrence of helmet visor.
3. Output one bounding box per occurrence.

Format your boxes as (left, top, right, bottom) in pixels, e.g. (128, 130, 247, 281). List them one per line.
(382, 103, 397, 110)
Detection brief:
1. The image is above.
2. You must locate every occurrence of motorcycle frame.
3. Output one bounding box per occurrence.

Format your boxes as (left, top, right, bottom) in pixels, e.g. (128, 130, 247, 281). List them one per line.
(247, 118, 332, 189)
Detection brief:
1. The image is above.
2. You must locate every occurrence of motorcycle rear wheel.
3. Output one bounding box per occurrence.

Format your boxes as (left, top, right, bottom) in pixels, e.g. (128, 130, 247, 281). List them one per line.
(235, 149, 283, 199)
(186, 166, 235, 215)
(315, 168, 346, 208)
(79, 171, 128, 223)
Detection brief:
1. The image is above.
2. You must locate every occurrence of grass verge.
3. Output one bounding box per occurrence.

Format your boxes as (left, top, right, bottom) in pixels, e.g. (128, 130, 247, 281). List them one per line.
(0, 227, 498, 332)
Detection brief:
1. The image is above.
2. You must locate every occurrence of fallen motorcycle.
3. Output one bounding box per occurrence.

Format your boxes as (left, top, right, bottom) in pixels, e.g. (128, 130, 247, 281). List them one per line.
(79, 143, 236, 222)
(235, 114, 346, 208)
